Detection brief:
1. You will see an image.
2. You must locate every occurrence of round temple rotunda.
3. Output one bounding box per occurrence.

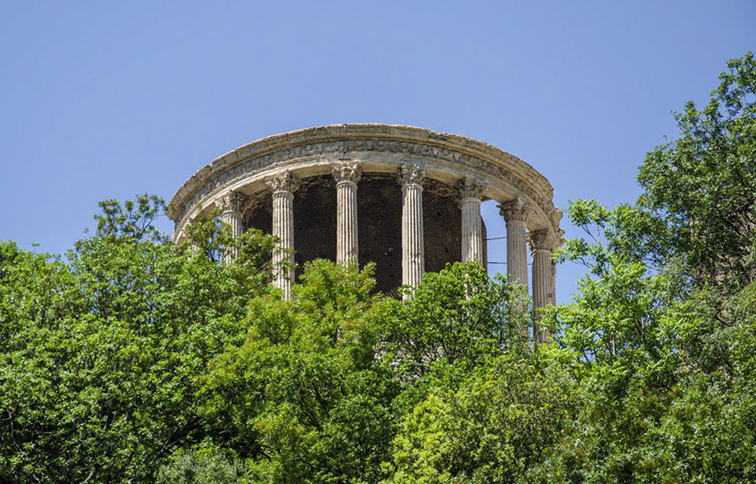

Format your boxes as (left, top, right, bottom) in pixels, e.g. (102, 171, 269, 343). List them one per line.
(168, 124, 563, 319)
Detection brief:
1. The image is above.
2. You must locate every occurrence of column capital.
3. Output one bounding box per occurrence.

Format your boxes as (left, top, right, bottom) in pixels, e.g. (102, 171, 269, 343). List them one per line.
(332, 160, 362, 186)
(498, 197, 530, 223)
(458, 177, 485, 201)
(399, 163, 426, 188)
(528, 228, 565, 253)
(217, 190, 245, 215)
(556, 228, 565, 248)
(266, 170, 300, 195)
(528, 228, 556, 251)
(549, 206, 564, 229)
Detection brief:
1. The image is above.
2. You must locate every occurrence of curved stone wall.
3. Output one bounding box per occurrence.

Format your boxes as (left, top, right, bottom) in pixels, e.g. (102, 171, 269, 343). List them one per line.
(168, 124, 563, 328)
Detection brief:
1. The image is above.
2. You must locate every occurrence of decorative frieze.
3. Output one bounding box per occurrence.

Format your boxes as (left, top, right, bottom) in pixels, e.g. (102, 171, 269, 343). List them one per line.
(171, 136, 554, 229)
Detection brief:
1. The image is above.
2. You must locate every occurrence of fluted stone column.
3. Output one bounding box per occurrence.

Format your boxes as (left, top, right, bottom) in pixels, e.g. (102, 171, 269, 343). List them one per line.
(499, 197, 530, 287)
(459, 178, 485, 264)
(548, 211, 565, 308)
(218, 190, 244, 265)
(400, 164, 426, 294)
(549, 259, 558, 307)
(332, 161, 362, 264)
(529, 229, 557, 343)
(267, 171, 299, 300)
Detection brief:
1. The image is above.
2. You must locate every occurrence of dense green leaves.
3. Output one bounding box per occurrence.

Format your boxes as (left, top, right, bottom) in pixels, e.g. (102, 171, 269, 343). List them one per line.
(200, 261, 399, 484)
(0, 197, 273, 483)
(540, 51, 756, 483)
(382, 263, 529, 379)
(3, 51, 756, 483)
(4, 198, 544, 483)
(386, 357, 574, 484)
(637, 51, 756, 293)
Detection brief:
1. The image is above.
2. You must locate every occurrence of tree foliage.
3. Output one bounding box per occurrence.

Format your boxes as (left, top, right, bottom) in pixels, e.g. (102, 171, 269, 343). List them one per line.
(1, 195, 543, 483)
(640, 52, 756, 292)
(385, 357, 573, 484)
(0, 196, 275, 483)
(2, 52, 756, 483)
(200, 260, 398, 484)
(541, 51, 756, 483)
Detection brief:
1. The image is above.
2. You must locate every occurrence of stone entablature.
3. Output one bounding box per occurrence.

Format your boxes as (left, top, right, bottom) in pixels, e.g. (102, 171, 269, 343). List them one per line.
(168, 124, 560, 244)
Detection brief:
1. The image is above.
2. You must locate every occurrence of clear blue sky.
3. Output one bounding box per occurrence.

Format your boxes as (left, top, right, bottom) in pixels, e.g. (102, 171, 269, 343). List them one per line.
(1, 1, 753, 302)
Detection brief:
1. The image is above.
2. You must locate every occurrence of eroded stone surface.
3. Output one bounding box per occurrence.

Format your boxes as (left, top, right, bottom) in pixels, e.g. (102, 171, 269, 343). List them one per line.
(169, 124, 562, 302)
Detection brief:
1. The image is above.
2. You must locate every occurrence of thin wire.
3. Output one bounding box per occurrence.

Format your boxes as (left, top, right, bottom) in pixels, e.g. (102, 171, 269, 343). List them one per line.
(488, 261, 533, 266)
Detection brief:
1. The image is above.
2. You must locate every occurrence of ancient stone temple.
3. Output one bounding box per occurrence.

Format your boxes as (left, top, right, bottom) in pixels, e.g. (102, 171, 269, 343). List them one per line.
(168, 124, 563, 334)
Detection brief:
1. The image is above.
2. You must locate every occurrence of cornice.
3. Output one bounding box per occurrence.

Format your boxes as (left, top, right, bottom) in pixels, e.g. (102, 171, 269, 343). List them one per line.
(168, 124, 555, 225)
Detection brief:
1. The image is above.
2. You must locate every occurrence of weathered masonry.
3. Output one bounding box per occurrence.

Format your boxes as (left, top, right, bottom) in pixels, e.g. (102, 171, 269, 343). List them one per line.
(168, 124, 563, 338)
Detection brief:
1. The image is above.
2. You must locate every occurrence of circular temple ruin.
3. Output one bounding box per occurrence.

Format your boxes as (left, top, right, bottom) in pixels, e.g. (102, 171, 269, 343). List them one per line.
(168, 124, 562, 332)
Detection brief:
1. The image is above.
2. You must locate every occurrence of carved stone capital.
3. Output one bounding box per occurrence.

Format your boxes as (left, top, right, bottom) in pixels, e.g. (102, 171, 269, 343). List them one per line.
(399, 163, 426, 187)
(498, 197, 530, 223)
(528, 229, 555, 251)
(217, 190, 245, 214)
(549, 207, 563, 229)
(555, 228, 565, 249)
(332, 160, 362, 185)
(458, 177, 485, 200)
(528, 228, 565, 254)
(266, 170, 300, 195)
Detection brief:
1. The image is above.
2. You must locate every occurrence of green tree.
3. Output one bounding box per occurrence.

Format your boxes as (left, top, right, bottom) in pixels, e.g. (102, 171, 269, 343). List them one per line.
(381, 262, 530, 382)
(0, 196, 275, 483)
(201, 260, 398, 484)
(156, 443, 248, 484)
(198, 261, 539, 484)
(540, 52, 756, 483)
(385, 356, 574, 484)
(637, 51, 756, 293)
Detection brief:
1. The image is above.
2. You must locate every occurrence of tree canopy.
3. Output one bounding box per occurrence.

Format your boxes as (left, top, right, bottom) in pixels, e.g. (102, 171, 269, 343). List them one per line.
(544, 50, 756, 483)
(1, 52, 755, 483)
